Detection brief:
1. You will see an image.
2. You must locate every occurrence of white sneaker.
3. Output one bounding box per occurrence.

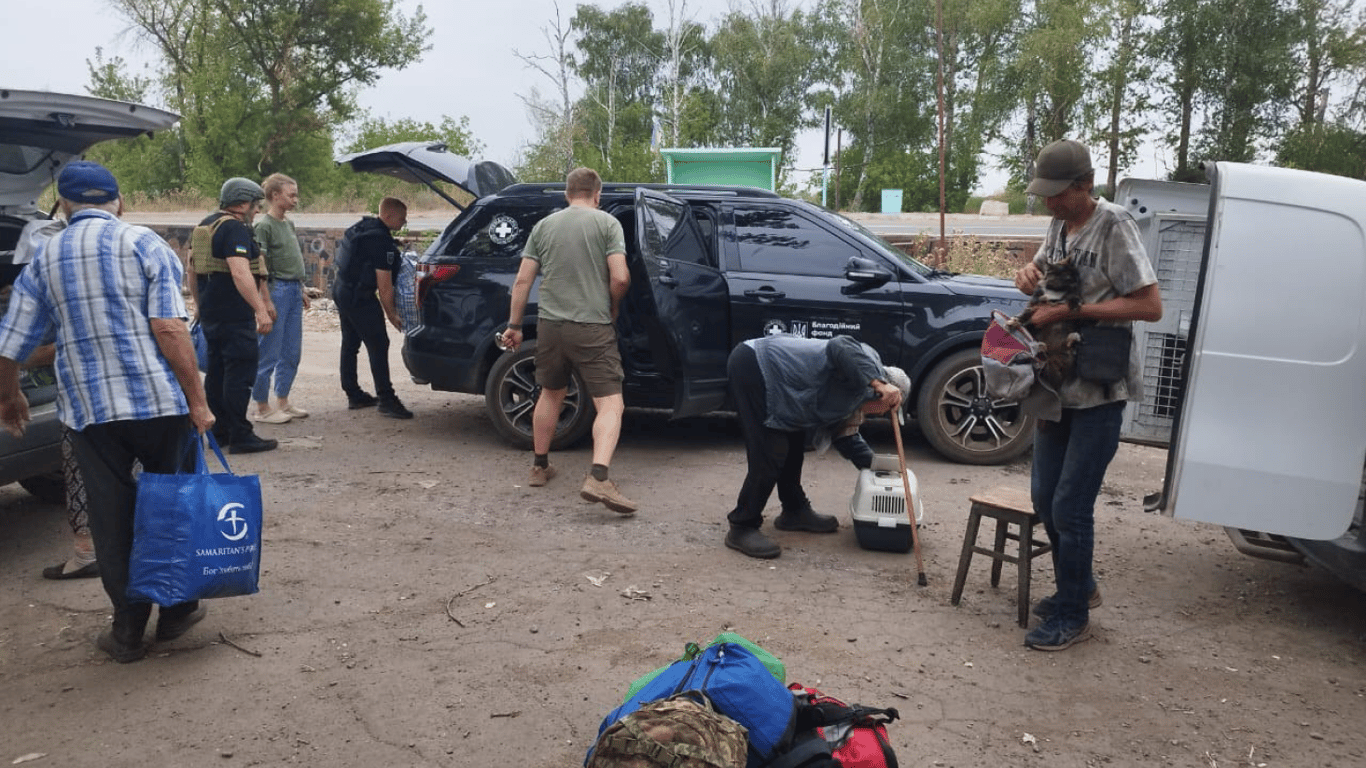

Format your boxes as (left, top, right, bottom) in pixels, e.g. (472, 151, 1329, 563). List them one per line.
(255, 409, 292, 424)
(280, 404, 309, 419)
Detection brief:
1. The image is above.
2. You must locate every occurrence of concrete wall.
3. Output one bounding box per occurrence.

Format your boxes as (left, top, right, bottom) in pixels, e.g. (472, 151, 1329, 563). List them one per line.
(149, 224, 349, 295)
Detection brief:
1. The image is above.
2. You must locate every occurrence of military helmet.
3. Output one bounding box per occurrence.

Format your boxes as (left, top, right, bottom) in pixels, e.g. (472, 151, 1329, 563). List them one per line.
(220, 177, 266, 208)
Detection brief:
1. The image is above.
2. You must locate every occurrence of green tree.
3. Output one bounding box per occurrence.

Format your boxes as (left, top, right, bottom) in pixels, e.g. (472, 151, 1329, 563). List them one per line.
(341, 114, 485, 156)
(820, 0, 934, 211)
(514, 2, 580, 180)
(1017, 0, 1093, 143)
(83, 49, 185, 197)
(937, 0, 1024, 202)
(1275, 1, 1366, 178)
(656, 0, 711, 148)
(708, 0, 822, 188)
(109, 0, 430, 195)
(1085, 0, 1153, 192)
(1277, 122, 1366, 177)
(1151, 0, 1216, 179)
(571, 2, 663, 174)
(1192, 0, 1297, 164)
(1288, 0, 1366, 127)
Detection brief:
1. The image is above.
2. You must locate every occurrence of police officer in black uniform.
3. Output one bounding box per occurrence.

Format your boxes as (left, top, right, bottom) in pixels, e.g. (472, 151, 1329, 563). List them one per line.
(333, 196, 412, 418)
(194, 177, 278, 453)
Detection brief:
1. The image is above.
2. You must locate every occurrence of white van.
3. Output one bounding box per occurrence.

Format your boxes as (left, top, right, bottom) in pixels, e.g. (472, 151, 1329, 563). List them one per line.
(1118, 163, 1366, 592)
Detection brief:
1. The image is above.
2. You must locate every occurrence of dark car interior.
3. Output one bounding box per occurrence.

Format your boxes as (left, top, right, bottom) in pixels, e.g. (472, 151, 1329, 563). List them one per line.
(609, 203, 725, 387)
(0, 214, 34, 285)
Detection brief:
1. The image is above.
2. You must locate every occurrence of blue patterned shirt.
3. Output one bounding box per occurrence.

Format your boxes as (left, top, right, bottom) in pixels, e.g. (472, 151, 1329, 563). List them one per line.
(0, 208, 189, 429)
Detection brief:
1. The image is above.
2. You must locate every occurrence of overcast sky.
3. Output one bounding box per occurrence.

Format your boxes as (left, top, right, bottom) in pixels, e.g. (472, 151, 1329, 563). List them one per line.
(7, 0, 1058, 194)
(8, 1, 809, 165)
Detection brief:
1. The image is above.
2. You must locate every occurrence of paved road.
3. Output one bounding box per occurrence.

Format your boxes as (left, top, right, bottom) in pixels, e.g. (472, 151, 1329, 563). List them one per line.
(123, 210, 1050, 240)
(852, 212, 1050, 239)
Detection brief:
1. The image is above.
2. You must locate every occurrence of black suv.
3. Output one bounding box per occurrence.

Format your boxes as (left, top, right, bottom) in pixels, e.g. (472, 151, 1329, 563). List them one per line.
(339, 144, 1033, 464)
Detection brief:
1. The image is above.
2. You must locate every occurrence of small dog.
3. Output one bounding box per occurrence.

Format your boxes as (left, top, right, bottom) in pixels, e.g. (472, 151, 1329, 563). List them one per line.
(1010, 258, 1083, 388)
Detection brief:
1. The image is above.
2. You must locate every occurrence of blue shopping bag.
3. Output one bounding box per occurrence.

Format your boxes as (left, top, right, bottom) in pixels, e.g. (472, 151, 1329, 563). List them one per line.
(127, 433, 262, 606)
(189, 319, 208, 373)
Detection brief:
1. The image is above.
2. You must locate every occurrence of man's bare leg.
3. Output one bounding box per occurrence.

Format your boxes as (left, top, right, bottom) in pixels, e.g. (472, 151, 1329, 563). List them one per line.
(590, 393, 624, 467)
(532, 386, 567, 455)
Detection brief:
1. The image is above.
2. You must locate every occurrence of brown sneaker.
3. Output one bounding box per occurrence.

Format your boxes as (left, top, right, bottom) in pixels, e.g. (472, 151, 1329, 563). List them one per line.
(529, 464, 557, 487)
(580, 476, 637, 515)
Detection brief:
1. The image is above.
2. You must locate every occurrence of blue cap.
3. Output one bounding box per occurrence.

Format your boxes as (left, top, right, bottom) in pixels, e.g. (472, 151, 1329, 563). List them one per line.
(57, 161, 120, 203)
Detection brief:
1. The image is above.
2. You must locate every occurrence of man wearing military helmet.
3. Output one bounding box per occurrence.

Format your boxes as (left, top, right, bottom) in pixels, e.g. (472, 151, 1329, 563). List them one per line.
(190, 177, 279, 454)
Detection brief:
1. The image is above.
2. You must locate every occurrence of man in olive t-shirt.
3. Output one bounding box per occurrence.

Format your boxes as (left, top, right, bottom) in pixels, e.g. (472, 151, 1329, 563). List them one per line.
(500, 167, 636, 516)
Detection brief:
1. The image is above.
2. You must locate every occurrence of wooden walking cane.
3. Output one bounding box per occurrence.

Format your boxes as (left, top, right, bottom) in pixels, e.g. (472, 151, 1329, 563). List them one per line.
(890, 414, 928, 586)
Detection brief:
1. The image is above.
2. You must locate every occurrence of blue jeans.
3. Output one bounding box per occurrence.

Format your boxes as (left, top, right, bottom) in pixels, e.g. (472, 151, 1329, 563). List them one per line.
(1031, 401, 1125, 624)
(253, 280, 304, 402)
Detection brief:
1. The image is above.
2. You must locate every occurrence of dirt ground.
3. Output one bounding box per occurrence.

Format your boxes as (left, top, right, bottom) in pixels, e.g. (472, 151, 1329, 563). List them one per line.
(2, 311, 1364, 768)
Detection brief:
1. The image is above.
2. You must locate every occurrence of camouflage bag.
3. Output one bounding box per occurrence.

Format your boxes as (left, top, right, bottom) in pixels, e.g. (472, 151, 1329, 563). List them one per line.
(587, 693, 748, 768)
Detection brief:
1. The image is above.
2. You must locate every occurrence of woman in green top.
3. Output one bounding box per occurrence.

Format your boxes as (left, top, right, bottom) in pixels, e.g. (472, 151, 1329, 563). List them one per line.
(251, 173, 310, 423)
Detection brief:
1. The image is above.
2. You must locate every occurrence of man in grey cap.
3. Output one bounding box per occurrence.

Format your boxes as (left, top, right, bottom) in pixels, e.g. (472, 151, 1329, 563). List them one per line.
(1012, 139, 1163, 651)
(191, 178, 278, 453)
(0, 161, 215, 662)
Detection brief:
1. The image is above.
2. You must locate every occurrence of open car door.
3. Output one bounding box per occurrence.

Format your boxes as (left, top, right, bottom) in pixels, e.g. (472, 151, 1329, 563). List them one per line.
(1160, 163, 1366, 540)
(0, 90, 178, 212)
(633, 188, 730, 418)
(334, 141, 516, 209)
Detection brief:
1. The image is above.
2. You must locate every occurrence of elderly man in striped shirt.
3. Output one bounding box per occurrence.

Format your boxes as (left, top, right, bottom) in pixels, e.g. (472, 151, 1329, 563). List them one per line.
(0, 161, 215, 663)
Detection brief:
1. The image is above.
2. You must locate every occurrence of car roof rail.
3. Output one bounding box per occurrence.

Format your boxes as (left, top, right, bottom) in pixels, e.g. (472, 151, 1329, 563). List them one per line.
(496, 182, 782, 200)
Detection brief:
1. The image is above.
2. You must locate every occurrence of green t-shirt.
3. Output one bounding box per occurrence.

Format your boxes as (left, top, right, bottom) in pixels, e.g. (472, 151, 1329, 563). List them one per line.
(254, 213, 306, 282)
(521, 205, 626, 324)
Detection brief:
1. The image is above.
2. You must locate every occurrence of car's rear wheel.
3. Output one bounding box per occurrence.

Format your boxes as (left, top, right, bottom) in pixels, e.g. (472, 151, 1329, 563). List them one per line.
(916, 348, 1035, 465)
(484, 340, 595, 451)
(18, 471, 66, 505)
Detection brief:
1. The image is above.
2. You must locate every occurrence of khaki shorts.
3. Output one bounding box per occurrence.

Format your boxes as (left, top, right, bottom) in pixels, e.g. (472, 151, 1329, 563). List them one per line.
(534, 320, 623, 398)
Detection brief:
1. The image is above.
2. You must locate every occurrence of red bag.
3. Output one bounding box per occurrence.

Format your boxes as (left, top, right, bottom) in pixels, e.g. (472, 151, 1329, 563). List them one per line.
(780, 683, 899, 768)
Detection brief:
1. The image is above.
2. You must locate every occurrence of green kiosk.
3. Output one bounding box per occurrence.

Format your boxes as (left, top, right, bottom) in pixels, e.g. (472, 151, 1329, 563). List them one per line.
(660, 147, 781, 191)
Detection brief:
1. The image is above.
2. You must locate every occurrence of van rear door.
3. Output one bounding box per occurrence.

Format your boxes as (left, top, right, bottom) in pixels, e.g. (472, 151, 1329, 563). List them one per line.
(1160, 163, 1366, 539)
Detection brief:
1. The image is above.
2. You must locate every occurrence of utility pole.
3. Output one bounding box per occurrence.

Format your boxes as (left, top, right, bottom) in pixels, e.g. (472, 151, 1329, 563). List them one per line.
(822, 106, 832, 208)
(936, 0, 947, 268)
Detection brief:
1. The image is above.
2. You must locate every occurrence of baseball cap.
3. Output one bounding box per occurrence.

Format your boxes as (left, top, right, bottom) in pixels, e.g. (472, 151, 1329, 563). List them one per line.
(1026, 139, 1093, 197)
(57, 161, 120, 203)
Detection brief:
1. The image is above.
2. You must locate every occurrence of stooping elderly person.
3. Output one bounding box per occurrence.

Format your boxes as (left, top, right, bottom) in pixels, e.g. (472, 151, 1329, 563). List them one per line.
(724, 334, 911, 559)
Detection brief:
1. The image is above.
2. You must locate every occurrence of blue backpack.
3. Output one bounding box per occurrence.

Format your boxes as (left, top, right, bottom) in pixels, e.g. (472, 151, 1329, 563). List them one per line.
(588, 641, 797, 767)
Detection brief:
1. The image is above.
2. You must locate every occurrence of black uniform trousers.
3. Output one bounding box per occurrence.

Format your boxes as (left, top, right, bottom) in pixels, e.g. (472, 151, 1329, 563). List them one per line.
(203, 319, 259, 443)
(726, 343, 814, 529)
(334, 284, 394, 401)
(71, 415, 198, 642)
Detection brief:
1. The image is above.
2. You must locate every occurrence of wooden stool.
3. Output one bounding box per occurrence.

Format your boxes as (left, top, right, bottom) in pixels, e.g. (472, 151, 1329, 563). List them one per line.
(950, 486, 1052, 628)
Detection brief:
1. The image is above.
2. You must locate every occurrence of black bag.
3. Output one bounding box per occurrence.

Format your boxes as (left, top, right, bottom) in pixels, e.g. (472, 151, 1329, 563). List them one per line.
(1074, 325, 1131, 384)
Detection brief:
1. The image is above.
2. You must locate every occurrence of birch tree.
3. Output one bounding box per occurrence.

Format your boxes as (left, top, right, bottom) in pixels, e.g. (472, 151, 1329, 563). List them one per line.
(514, 2, 580, 178)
